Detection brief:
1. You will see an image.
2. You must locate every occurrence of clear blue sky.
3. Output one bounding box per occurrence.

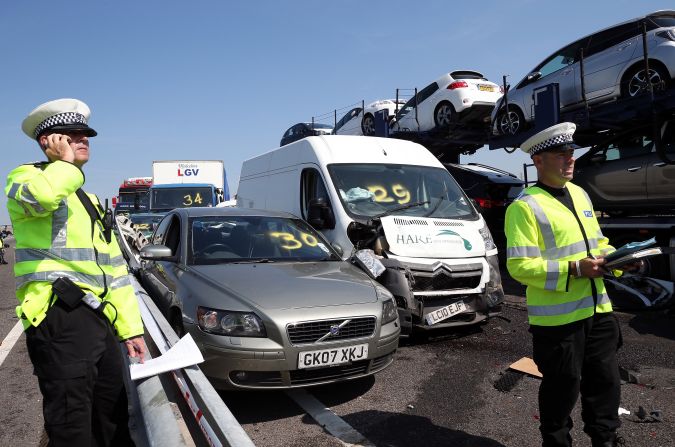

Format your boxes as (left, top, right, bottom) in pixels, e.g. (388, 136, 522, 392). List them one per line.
(1, 0, 670, 225)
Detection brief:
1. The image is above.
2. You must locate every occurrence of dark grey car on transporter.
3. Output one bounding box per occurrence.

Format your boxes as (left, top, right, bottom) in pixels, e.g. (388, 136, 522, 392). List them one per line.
(139, 207, 400, 389)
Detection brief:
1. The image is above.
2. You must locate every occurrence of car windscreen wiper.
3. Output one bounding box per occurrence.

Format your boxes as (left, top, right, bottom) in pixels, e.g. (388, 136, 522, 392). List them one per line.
(369, 200, 430, 221)
(231, 258, 276, 264)
(423, 197, 444, 217)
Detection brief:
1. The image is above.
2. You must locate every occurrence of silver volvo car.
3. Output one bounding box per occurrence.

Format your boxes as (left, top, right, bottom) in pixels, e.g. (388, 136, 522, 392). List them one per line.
(139, 207, 400, 389)
(492, 10, 675, 135)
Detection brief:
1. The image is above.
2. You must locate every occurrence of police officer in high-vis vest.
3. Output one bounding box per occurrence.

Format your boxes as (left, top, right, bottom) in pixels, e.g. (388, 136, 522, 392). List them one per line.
(505, 123, 637, 447)
(6, 98, 146, 446)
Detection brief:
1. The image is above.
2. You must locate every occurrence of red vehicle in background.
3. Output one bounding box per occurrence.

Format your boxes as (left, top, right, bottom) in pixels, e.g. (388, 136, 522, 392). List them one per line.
(113, 177, 153, 215)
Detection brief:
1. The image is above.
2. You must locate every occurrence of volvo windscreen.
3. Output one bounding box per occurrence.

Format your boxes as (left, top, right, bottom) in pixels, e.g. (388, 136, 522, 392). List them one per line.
(189, 216, 338, 265)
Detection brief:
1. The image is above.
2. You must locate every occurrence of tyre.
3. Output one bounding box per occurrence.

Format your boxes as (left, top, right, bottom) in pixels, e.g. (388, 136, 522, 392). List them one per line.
(434, 101, 455, 129)
(361, 113, 375, 136)
(170, 310, 185, 338)
(496, 107, 525, 136)
(622, 63, 670, 98)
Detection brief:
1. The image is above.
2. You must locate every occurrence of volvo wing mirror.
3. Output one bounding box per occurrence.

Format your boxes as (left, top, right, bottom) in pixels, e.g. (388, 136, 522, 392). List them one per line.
(140, 244, 173, 260)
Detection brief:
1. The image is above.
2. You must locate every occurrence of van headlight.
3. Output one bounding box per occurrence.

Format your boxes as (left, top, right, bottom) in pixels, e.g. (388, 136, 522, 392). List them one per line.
(479, 225, 497, 251)
(486, 254, 505, 308)
(197, 306, 267, 337)
(382, 299, 398, 325)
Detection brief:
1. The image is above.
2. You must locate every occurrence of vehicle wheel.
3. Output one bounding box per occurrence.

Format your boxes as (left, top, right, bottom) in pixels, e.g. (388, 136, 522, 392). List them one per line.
(496, 107, 525, 136)
(170, 310, 185, 338)
(434, 101, 455, 129)
(361, 113, 375, 136)
(622, 64, 670, 98)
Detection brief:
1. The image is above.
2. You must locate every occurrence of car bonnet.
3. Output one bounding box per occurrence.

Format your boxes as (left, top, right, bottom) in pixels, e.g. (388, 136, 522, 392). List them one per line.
(189, 261, 379, 310)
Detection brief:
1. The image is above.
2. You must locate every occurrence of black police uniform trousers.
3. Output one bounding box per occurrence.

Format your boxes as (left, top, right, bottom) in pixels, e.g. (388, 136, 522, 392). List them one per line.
(531, 312, 621, 447)
(25, 299, 134, 447)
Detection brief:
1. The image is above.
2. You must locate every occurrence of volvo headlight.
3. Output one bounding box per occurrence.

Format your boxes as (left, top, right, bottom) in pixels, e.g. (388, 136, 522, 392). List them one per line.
(479, 225, 497, 251)
(382, 299, 398, 325)
(197, 306, 267, 337)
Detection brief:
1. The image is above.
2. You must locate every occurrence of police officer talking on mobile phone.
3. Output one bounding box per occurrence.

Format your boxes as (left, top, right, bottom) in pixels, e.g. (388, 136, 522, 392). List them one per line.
(5, 98, 146, 446)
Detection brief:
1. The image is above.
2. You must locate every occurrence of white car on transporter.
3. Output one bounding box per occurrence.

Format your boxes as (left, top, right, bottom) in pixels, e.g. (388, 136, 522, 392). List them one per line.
(390, 70, 503, 133)
(333, 99, 406, 136)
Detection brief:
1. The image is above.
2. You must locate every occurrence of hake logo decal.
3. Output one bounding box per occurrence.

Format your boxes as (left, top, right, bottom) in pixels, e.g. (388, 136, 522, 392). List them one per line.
(436, 230, 472, 251)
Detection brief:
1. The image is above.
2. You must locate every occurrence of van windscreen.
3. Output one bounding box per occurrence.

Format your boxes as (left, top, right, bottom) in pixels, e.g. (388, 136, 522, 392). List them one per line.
(328, 164, 478, 220)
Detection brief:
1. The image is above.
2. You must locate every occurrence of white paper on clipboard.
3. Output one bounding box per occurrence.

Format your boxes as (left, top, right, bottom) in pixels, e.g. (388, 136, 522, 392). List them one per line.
(129, 333, 204, 381)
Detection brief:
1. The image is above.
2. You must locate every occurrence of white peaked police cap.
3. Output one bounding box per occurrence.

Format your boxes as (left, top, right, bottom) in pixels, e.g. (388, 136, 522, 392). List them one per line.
(520, 122, 579, 156)
(22, 98, 97, 140)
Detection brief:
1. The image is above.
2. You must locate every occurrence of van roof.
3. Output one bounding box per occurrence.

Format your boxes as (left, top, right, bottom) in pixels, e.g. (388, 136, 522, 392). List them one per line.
(241, 135, 443, 177)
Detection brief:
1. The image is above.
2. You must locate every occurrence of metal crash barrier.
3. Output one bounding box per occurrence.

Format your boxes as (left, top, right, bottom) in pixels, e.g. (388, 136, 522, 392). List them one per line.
(117, 219, 255, 447)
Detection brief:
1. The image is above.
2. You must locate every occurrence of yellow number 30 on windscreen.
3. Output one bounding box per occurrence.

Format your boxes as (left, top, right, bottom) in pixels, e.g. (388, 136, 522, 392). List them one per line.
(268, 232, 319, 250)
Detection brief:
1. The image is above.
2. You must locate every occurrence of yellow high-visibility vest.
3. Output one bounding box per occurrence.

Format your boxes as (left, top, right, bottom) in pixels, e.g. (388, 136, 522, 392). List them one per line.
(5, 160, 143, 340)
(505, 182, 615, 326)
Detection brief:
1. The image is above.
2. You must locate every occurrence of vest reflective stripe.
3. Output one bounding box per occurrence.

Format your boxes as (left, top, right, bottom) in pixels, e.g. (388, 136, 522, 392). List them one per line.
(16, 248, 98, 263)
(110, 275, 132, 290)
(7, 183, 33, 216)
(8, 182, 48, 214)
(528, 293, 610, 317)
(51, 199, 68, 248)
(544, 238, 599, 259)
(7, 182, 19, 199)
(520, 195, 556, 249)
(15, 248, 126, 267)
(15, 270, 111, 291)
(507, 246, 541, 258)
(545, 261, 561, 291)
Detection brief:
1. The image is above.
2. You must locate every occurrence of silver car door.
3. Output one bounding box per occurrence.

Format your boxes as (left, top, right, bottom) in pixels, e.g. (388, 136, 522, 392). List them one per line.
(523, 66, 578, 120)
(646, 126, 675, 202)
(522, 39, 587, 119)
(578, 139, 648, 206)
(581, 22, 639, 101)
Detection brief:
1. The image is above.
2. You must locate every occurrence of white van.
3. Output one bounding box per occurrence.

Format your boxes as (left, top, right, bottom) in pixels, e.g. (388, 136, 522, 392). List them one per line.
(237, 135, 504, 333)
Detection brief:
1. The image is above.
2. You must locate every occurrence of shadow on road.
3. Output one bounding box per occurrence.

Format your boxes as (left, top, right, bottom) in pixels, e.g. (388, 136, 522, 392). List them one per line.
(219, 390, 302, 423)
(626, 311, 675, 341)
(338, 410, 507, 447)
(219, 377, 376, 424)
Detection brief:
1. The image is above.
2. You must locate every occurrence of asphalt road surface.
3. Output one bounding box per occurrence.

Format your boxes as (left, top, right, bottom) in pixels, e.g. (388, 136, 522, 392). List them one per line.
(1, 242, 673, 447)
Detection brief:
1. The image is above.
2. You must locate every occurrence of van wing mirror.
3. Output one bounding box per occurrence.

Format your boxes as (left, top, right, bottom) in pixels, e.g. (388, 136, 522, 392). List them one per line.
(308, 198, 336, 230)
(526, 71, 542, 83)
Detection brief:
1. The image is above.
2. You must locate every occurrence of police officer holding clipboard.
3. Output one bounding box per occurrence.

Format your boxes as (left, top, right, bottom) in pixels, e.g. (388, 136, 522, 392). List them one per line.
(505, 122, 640, 447)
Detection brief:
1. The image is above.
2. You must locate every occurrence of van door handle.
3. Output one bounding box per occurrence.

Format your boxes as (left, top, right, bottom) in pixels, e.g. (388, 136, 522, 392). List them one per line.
(653, 162, 667, 167)
(561, 70, 572, 76)
(626, 166, 641, 172)
(617, 43, 632, 52)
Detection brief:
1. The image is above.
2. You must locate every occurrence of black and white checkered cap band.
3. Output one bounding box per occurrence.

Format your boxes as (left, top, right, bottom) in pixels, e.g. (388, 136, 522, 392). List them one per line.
(33, 112, 88, 138)
(528, 133, 575, 155)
